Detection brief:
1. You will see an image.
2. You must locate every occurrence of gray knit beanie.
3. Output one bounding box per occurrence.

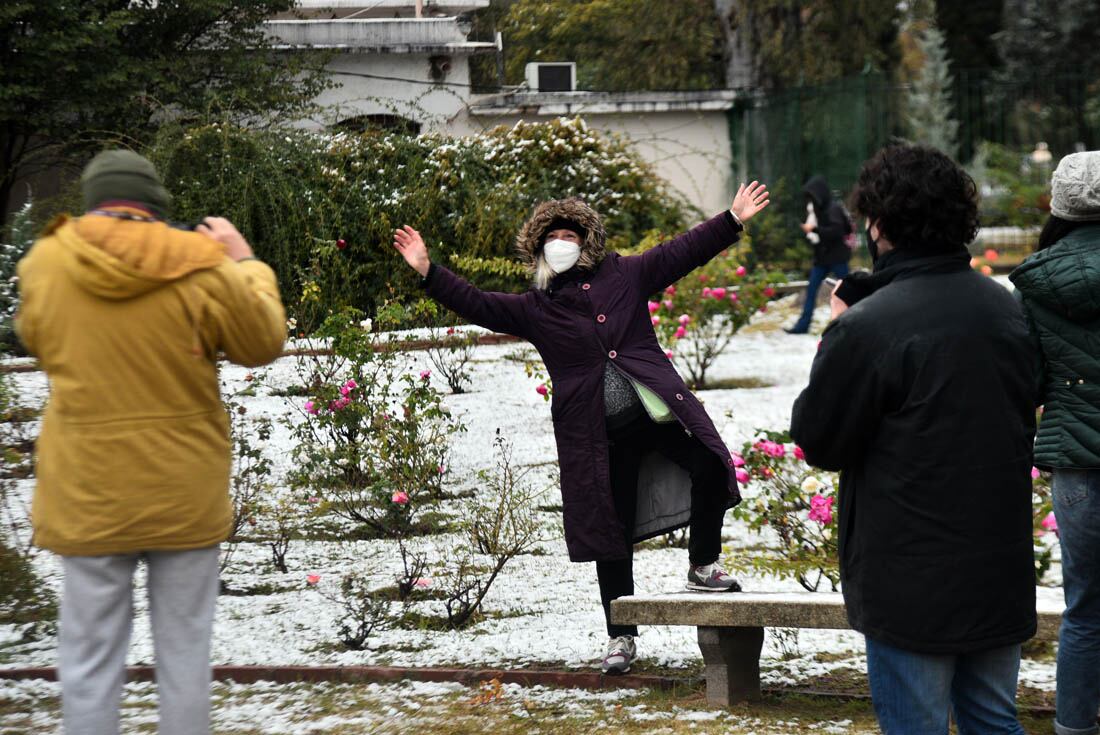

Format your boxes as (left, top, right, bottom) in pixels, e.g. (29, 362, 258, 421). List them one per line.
(1050, 151, 1100, 221)
(81, 149, 171, 218)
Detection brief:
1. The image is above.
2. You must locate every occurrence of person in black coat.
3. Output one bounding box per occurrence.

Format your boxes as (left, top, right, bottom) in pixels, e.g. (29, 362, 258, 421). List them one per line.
(790, 145, 1038, 734)
(785, 175, 853, 334)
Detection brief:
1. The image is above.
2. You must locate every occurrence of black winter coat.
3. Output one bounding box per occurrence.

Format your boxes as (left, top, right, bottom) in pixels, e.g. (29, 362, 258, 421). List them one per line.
(424, 211, 744, 562)
(791, 250, 1038, 653)
(804, 176, 852, 267)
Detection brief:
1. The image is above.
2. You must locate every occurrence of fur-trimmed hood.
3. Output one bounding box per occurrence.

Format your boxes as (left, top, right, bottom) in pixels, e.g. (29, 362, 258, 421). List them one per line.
(515, 198, 607, 283)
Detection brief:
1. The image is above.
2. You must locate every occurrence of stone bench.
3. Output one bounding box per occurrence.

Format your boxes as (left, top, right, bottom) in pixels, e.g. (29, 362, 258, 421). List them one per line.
(611, 591, 1065, 706)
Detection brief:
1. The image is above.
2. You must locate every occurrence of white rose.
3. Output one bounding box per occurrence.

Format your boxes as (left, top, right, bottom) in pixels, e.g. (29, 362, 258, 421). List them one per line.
(800, 476, 823, 494)
(360, 318, 373, 333)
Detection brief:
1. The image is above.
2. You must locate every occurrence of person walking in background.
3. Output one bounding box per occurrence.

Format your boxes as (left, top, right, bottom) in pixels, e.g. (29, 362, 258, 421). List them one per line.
(15, 150, 287, 735)
(791, 144, 1037, 734)
(785, 175, 853, 334)
(1010, 150, 1100, 735)
(392, 183, 770, 675)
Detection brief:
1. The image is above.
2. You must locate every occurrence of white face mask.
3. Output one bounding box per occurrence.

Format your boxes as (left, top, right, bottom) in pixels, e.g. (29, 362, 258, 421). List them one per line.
(542, 239, 581, 274)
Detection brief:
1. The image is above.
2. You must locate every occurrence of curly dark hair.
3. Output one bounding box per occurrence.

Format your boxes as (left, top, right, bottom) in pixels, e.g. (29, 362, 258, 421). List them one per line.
(850, 144, 979, 254)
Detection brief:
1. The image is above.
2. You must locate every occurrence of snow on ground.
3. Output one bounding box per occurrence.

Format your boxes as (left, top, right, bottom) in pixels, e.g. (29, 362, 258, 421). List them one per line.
(0, 295, 1062, 700)
(0, 677, 883, 734)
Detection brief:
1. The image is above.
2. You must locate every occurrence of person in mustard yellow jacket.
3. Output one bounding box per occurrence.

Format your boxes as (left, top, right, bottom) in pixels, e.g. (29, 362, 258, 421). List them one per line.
(15, 149, 286, 735)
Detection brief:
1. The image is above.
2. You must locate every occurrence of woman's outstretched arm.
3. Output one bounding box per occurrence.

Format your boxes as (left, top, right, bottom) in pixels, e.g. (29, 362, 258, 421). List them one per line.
(393, 226, 534, 339)
(625, 181, 770, 296)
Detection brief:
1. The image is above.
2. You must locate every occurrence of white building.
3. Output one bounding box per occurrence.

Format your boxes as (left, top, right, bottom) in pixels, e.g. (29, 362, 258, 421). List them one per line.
(264, 1, 495, 133)
(271, 1, 739, 215)
(462, 90, 739, 217)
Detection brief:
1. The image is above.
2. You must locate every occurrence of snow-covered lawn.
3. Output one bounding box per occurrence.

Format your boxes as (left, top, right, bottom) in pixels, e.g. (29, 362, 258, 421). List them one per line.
(0, 293, 1064, 732)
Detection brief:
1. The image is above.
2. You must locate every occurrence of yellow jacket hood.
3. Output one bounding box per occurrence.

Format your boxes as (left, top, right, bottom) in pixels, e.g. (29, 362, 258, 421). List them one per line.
(54, 209, 226, 300)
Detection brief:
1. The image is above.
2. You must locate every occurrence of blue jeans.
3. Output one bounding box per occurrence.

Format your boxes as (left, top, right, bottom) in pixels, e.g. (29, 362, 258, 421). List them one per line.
(1053, 469, 1100, 735)
(865, 637, 1025, 734)
(790, 262, 849, 333)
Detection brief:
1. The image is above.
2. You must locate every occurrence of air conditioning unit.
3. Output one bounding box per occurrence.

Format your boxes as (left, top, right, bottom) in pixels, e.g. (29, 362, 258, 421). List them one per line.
(525, 62, 576, 92)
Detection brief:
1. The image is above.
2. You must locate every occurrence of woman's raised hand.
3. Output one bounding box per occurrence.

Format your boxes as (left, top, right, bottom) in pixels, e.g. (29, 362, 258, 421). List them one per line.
(730, 181, 770, 222)
(392, 225, 430, 277)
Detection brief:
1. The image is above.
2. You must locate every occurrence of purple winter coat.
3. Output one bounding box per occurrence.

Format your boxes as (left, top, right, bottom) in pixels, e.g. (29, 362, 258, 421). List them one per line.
(424, 209, 744, 562)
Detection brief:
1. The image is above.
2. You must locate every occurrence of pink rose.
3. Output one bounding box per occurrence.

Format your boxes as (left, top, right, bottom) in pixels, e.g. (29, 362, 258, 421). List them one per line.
(762, 467, 774, 478)
(413, 578, 431, 588)
(665, 285, 676, 296)
(1041, 511, 1058, 534)
(735, 265, 747, 277)
(1031, 467, 1041, 480)
(306, 574, 321, 585)
(304, 400, 318, 415)
(419, 370, 431, 380)
(392, 491, 409, 505)
(674, 326, 687, 339)
(536, 384, 549, 396)
(702, 287, 713, 298)
(735, 469, 750, 484)
(662, 299, 674, 310)
(808, 495, 834, 525)
(307, 496, 320, 504)
(344, 379, 358, 391)
(731, 453, 745, 468)
(665, 350, 674, 360)
(763, 286, 776, 298)
(711, 287, 727, 300)
(698, 274, 709, 283)
(446, 326, 456, 335)
(794, 446, 805, 460)
(729, 293, 739, 303)
(648, 301, 660, 314)
(651, 316, 661, 326)
(339, 385, 351, 397)
(678, 314, 691, 326)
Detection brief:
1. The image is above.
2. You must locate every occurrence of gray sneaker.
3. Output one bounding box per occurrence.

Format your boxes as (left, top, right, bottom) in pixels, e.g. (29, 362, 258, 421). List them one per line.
(601, 635, 637, 675)
(686, 562, 742, 592)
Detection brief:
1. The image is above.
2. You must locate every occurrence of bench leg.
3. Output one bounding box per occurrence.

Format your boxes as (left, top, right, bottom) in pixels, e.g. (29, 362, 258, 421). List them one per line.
(697, 626, 765, 706)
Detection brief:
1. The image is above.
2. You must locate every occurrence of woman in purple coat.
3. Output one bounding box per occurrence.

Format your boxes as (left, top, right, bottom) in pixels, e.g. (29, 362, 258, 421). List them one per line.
(393, 182, 769, 673)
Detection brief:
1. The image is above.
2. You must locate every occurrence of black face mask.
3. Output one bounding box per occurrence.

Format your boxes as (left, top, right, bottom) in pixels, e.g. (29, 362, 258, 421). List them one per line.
(865, 225, 880, 264)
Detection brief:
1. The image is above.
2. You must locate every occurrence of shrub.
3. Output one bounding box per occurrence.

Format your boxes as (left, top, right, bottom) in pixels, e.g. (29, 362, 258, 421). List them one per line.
(728, 430, 839, 592)
(425, 325, 478, 395)
(287, 305, 464, 596)
(644, 235, 783, 389)
(220, 374, 275, 576)
(151, 118, 690, 322)
(968, 142, 1051, 230)
(731, 428, 1061, 590)
(0, 200, 35, 355)
(0, 372, 54, 629)
(439, 431, 546, 629)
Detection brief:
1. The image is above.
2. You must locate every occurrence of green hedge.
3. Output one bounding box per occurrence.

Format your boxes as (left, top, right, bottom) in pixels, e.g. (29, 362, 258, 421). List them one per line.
(151, 118, 691, 324)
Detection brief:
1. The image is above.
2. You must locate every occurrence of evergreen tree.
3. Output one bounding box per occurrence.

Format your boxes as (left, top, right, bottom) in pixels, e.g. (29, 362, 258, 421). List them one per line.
(906, 23, 959, 158)
(490, 0, 725, 92)
(731, 0, 902, 89)
(0, 1, 332, 218)
(996, 0, 1100, 80)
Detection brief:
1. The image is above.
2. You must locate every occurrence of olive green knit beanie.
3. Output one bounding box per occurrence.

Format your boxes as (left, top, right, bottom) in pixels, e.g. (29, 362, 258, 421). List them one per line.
(81, 149, 171, 218)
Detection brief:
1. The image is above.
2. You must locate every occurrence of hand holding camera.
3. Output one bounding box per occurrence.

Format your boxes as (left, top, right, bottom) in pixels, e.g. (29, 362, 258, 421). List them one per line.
(196, 217, 254, 262)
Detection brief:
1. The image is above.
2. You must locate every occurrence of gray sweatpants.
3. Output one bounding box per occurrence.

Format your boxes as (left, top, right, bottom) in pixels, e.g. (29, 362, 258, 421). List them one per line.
(59, 545, 220, 735)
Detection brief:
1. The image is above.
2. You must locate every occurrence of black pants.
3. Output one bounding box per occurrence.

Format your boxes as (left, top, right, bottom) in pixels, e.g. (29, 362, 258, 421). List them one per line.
(596, 413, 730, 637)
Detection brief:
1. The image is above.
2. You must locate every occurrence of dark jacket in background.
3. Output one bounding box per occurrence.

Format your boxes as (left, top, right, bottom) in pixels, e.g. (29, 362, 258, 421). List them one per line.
(804, 175, 852, 267)
(791, 249, 1038, 654)
(1010, 223, 1100, 469)
(424, 211, 744, 562)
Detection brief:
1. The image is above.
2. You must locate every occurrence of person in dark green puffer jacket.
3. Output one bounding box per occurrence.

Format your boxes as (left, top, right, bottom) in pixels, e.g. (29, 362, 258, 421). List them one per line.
(1010, 150, 1100, 735)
